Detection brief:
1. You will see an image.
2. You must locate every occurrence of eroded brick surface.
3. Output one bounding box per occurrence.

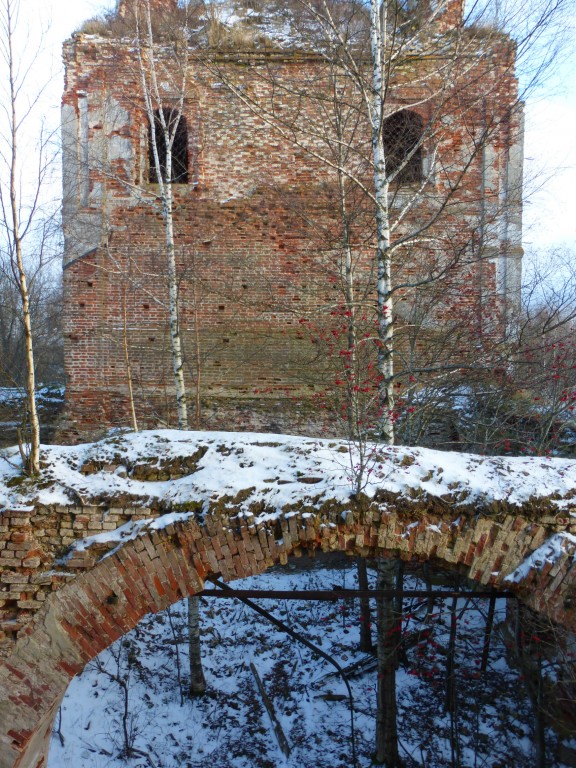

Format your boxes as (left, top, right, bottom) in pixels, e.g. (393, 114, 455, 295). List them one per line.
(0, 483, 575, 768)
(60, 0, 523, 441)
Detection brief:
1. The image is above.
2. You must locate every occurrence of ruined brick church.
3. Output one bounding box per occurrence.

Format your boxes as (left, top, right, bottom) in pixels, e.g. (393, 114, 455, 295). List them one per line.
(60, 0, 523, 440)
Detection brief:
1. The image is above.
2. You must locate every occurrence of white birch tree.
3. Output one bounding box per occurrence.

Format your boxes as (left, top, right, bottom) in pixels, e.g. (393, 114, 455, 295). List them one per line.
(65, 0, 208, 692)
(132, 0, 207, 697)
(0, 0, 59, 473)
(198, 0, 564, 762)
(135, 0, 189, 429)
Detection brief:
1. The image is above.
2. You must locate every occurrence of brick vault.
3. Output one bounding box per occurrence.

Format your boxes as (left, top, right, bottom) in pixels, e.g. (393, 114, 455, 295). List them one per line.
(0, 436, 575, 768)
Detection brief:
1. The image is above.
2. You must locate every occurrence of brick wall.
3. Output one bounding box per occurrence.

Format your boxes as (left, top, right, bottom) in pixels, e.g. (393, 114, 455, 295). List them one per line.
(60, 16, 523, 440)
(1, 465, 575, 659)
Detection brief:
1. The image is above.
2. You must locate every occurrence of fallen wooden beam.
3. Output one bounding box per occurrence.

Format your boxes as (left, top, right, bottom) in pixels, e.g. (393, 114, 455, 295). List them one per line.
(250, 662, 291, 758)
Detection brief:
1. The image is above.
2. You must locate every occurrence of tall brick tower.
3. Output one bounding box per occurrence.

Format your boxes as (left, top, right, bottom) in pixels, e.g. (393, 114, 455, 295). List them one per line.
(60, 1, 523, 441)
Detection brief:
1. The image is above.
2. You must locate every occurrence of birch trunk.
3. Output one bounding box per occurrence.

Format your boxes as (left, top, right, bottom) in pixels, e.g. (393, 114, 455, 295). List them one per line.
(357, 557, 373, 654)
(375, 558, 403, 766)
(5, 0, 40, 475)
(163, 177, 188, 430)
(156, 103, 205, 703)
(137, 0, 202, 696)
(370, 0, 395, 446)
(138, 1, 188, 430)
(370, 3, 401, 762)
(187, 594, 206, 697)
(163, 151, 205, 696)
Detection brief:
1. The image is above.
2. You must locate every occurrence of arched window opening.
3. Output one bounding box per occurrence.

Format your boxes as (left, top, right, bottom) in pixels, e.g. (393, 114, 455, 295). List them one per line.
(382, 109, 423, 183)
(148, 108, 189, 184)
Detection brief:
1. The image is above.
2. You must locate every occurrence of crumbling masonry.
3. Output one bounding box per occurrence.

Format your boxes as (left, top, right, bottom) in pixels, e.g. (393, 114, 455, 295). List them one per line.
(60, 0, 524, 438)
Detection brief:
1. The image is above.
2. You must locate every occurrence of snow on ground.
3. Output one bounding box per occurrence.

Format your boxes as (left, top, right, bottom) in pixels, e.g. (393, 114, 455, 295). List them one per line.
(0, 385, 64, 407)
(47, 557, 575, 768)
(0, 386, 65, 448)
(1, 429, 575, 516)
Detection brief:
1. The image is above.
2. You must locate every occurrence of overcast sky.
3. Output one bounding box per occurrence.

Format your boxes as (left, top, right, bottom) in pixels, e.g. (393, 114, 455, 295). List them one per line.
(20, 0, 576, 252)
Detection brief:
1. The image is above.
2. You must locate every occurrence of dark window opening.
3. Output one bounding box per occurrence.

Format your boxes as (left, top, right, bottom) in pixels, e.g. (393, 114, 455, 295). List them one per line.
(383, 109, 423, 183)
(148, 108, 189, 184)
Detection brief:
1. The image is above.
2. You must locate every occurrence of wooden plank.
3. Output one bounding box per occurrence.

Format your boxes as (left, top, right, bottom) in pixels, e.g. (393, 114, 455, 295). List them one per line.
(249, 662, 291, 757)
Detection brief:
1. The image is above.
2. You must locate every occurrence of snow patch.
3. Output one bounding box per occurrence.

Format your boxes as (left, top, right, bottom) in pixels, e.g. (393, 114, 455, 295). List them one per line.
(504, 532, 576, 583)
(1, 430, 575, 520)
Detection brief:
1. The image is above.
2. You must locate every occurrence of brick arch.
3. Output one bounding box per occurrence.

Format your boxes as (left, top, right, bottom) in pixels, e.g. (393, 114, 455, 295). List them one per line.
(1, 501, 575, 768)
